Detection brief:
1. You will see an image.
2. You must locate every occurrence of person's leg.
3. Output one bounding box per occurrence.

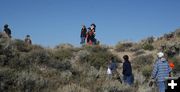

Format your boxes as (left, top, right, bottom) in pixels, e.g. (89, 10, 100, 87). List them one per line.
(108, 74, 112, 80)
(123, 76, 128, 84)
(157, 81, 165, 92)
(126, 75, 133, 85)
(80, 37, 83, 44)
(83, 37, 86, 44)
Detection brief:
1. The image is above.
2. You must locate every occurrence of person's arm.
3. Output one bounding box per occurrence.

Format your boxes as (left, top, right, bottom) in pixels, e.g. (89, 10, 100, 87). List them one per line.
(80, 29, 82, 37)
(110, 63, 113, 70)
(151, 62, 158, 79)
(9, 29, 11, 35)
(122, 63, 126, 75)
(167, 62, 172, 76)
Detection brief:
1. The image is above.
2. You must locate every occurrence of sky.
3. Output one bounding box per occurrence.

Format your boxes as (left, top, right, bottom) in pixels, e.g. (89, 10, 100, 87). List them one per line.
(0, 0, 180, 47)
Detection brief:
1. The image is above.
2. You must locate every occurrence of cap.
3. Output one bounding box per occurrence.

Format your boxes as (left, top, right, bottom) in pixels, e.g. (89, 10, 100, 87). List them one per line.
(157, 52, 164, 58)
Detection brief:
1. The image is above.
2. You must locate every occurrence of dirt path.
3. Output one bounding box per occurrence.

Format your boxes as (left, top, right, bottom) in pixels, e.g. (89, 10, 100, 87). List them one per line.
(109, 48, 135, 61)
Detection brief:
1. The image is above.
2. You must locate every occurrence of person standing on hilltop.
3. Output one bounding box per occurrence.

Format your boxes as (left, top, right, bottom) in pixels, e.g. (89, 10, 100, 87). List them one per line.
(24, 35, 32, 45)
(91, 23, 96, 33)
(3, 24, 11, 38)
(86, 27, 93, 45)
(90, 23, 97, 44)
(80, 25, 87, 45)
(122, 55, 133, 85)
(151, 52, 171, 92)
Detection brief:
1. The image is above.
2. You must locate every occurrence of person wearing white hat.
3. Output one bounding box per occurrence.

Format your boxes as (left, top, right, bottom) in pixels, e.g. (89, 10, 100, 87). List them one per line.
(157, 52, 164, 58)
(151, 52, 171, 92)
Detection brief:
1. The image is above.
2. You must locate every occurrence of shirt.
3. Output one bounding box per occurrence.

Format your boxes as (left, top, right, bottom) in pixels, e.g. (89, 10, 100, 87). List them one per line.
(152, 58, 171, 82)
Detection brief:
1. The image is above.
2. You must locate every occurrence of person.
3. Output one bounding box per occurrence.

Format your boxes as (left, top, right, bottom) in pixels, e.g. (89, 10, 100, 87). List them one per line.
(107, 64, 112, 79)
(80, 25, 87, 44)
(0, 31, 10, 49)
(90, 23, 96, 44)
(90, 23, 96, 32)
(3, 24, 11, 38)
(24, 35, 32, 45)
(86, 27, 93, 45)
(168, 59, 175, 77)
(122, 55, 133, 85)
(107, 57, 120, 80)
(109, 57, 118, 75)
(151, 52, 171, 92)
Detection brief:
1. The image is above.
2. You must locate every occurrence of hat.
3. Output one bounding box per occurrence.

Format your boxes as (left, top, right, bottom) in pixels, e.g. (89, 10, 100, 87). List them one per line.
(26, 35, 30, 37)
(157, 52, 164, 58)
(4, 24, 8, 27)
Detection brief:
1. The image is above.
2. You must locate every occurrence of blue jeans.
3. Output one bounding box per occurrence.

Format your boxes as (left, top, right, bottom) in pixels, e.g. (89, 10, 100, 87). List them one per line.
(157, 81, 166, 92)
(80, 37, 86, 44)
(123, 75, 133, 85)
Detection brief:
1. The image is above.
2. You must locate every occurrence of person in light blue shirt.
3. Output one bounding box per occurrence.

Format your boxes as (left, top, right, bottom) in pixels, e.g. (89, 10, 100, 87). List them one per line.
(151, 52, 171, 92)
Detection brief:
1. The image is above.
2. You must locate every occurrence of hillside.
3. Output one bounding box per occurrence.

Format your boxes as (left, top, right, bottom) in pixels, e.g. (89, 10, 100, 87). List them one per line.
(0, 29, 180, 92)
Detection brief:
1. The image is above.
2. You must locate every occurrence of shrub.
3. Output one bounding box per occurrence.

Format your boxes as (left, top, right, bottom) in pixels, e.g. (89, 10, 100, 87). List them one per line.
(55, 43, 74, 49)
(0, 68, 17, 92)
(83, 45, 109, 52)
(133, 54, 154, 69)
(46, 59, 72, 71)
(12, 39, 32, 52)
(142, 65, 152, 79)
(129, 43, 142, 52)
(172, 56, 180, 72)
(115, 42, 133, 52)
(30, 45, 44, 51)
(175, 29, 180, 37)
(52, 48, 73, 61)
(26, 49, 51, 65)
(133, 50, 145, 56)
(0, 32, 10, 50)
(142, 43, 154, 51)
(79, 46, 119, 70)
(5, 49, 48, 70)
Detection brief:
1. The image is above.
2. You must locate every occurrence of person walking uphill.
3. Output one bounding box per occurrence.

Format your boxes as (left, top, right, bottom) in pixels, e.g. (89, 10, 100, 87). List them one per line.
(3, 24, 11, 38)
(109, 57, 118, 75)
(122, 55, 133, 85)
(80, 25, 87, 44)
(107, 57, 118, 79)
(151, 52, 171, 92)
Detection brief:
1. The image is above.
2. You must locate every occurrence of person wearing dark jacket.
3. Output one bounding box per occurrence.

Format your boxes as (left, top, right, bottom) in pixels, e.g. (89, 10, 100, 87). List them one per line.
(90, 23, 96, 32)
(90, 23, 96, 44)
(80, 25, 87, 44)
(3, 24, 11, 38)
(122, 55, 133, 85)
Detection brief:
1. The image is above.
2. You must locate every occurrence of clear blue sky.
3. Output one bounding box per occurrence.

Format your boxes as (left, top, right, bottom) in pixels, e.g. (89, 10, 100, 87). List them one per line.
(0, 0, 180, 47)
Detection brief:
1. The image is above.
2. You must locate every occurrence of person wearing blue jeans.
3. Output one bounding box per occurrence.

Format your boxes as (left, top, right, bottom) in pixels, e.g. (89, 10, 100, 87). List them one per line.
(151, 52, 171, 92)
(81, 37, 86, 44)
(122, 55, 133, 85)
(157, 81, 166, 92)
(123, 75, 133, 85)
